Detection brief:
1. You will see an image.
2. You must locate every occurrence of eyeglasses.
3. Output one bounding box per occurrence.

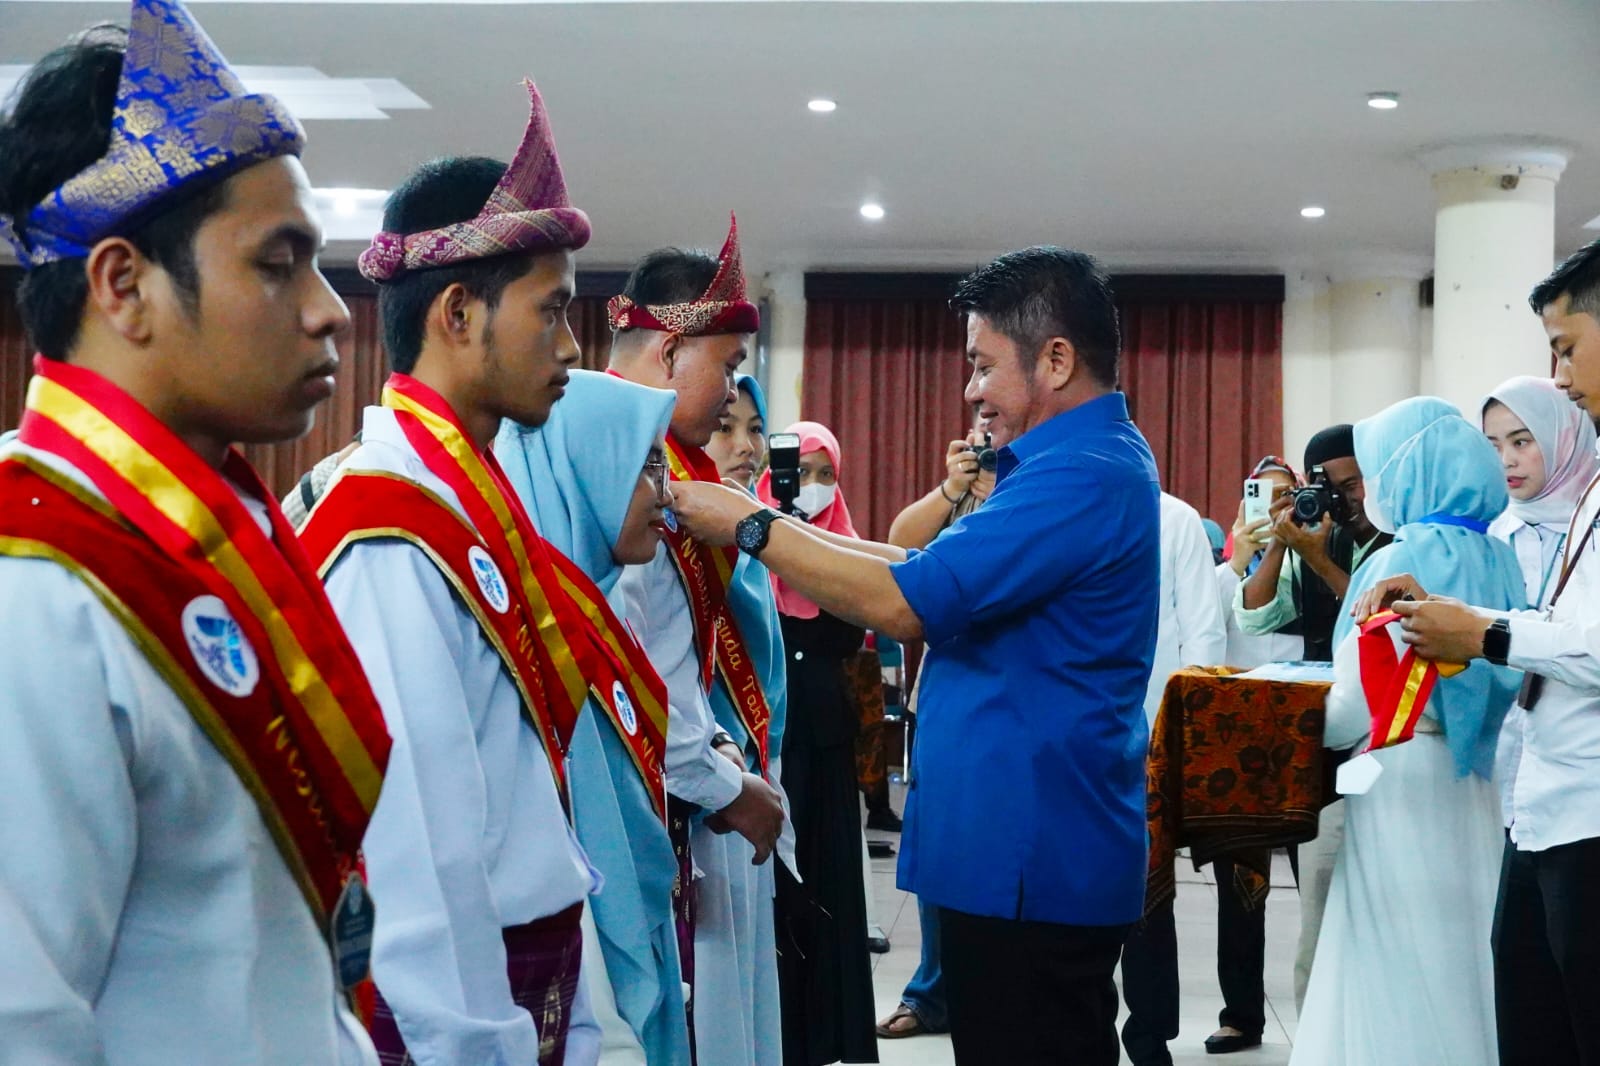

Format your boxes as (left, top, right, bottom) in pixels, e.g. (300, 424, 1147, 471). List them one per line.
(643, 456, 670, 498)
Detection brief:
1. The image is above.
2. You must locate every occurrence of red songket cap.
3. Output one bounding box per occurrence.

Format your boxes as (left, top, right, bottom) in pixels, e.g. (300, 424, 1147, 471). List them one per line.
(607, 214, 761, 336)
(358, 79, 590, 283)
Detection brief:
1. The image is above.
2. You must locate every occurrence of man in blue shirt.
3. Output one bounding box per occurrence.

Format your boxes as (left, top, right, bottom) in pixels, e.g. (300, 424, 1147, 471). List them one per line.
(673, 246, 1161, 1065)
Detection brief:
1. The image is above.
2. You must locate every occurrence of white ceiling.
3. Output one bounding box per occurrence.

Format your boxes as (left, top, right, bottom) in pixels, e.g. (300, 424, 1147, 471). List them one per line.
(3, 0, 1599, 274)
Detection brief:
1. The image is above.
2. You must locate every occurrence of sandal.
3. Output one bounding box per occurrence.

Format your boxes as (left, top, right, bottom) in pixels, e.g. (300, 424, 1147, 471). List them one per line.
(875, 1004, 928, 1039)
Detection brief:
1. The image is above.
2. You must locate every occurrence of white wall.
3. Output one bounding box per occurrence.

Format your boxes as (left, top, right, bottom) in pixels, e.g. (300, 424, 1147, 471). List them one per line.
(757, 268, 805, 433)
(1280, 271, 1334, 472)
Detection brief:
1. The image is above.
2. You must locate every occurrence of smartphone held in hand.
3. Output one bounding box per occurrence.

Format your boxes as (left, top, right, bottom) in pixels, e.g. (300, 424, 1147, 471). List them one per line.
(1243, 478, 1273, 539)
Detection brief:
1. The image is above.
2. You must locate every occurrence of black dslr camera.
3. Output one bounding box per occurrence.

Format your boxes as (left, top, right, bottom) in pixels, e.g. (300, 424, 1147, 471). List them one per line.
(1292, 465, 1346, 526)
(971, 434, 998, 473)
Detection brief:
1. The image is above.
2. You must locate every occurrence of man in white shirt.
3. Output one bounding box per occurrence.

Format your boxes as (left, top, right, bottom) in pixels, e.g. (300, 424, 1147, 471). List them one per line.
(301, 84, 605, 1065)
(1357, 237, 1600, 1066)
(1120, 491, 1227, 1066)
(607, 236, 788, 1066)
(0, 2, 387, 1062)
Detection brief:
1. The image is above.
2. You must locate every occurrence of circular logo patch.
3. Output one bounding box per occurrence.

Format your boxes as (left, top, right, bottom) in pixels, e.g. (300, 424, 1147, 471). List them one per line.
(181, 595, 260, 698)
(612, 680, 639, 736)
(468, 546, 511, 614)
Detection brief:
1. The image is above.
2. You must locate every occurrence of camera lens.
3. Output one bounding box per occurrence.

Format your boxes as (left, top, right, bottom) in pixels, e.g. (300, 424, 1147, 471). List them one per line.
(977, 446, 998, 473)
(1292, 486, 1326, 523)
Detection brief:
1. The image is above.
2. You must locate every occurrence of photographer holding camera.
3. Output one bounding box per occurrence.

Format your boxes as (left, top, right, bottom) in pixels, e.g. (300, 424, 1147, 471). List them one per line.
(1235, 424, 1393, 664)
(886, 423, 996, 549)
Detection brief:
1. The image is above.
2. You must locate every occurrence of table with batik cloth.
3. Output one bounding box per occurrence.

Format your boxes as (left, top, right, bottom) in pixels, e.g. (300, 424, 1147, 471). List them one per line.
(1145, 666, 1338, 915)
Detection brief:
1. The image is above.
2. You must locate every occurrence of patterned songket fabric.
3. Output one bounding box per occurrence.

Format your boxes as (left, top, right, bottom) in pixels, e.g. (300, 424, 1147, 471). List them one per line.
(0, 0, 304, 268)
(606, 214, 761, 336)
(358, 79, 590, 282)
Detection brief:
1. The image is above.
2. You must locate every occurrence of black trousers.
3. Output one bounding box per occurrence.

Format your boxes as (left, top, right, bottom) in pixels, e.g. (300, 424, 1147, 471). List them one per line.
(1493, 834, 1600, 1066)
(1212, 857, 1268, 1037)
(942, 906, 1129, 1066)
(1119, 901, 1178, 1066)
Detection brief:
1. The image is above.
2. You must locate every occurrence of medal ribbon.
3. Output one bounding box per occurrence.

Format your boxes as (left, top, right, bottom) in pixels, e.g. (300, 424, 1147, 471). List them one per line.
(1356, 609, 1466, 751)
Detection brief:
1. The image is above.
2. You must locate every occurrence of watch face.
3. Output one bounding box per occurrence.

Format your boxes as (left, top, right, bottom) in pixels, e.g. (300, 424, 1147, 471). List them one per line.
(736, 515, 765, 552)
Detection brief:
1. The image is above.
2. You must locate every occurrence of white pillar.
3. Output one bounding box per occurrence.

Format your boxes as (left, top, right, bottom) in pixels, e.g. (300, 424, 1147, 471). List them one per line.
(1423, 143, 1566, 418)
(1327, 274, 1424, 425)
(758, 268, 805, 432)
(1280, 270, 1333, 471)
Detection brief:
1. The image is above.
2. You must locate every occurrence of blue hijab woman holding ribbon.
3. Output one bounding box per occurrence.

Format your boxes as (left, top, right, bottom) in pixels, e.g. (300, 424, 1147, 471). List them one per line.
(1292, 397, 1525, 1066)
(496, 370, 690, 1066)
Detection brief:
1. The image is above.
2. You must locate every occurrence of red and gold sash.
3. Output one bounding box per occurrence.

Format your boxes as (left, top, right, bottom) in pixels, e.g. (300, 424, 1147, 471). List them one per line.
(662, 432, 773, 775)
(300, 374, 668, 816)
(2, 357, 390, 928)
(1356, 610, 1466, 751)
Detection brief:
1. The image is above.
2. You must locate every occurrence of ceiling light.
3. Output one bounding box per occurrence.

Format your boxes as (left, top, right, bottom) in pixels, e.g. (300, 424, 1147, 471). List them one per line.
(0, 64, 429, 122)
(312, 188, 390, 240)
(808, 98, 837, 114)
(1366, 92, 1400, 110)
(1300, 206, 1326, 219)
(859, 203, 886, 221)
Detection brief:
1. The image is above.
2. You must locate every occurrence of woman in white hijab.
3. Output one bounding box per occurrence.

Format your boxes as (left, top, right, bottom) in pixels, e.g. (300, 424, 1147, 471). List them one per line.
(1482, 376, 1600, 833)
(1483, 375, 1599, 609)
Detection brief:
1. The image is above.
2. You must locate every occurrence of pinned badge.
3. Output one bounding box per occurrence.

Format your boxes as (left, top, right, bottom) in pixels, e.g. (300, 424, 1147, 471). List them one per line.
(612, 680, 639, 736)
(181, 595, 260, 698)
(467, 545, 511, 614)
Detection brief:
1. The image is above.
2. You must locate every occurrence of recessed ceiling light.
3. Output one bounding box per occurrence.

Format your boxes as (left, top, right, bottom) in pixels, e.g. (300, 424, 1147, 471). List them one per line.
(860, 202, 886, 221)
(1301, 205, 1327, 219)
(1367, 92, 1400, 110)
(808, 98, 837, 114)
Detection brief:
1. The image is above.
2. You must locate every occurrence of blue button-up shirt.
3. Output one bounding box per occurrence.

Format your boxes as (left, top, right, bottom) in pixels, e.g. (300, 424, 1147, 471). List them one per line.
(891, 392, 1159, 926)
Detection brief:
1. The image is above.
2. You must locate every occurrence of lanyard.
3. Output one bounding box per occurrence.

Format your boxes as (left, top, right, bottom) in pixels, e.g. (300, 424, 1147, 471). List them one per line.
(1531, 528, 1567, 609)
(1549, 473, 1600, 610)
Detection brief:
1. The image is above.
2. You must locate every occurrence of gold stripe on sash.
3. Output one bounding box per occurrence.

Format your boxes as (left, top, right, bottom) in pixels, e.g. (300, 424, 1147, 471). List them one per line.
(384, 387, 589, 712)
(1385, 658, 1432, 747)
(31, 376, 384, 809)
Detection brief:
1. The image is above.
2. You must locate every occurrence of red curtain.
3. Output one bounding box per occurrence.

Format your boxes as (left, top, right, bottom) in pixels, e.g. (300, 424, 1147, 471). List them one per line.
(802, 298, 972, 542)
(1121, 296, 1283, 527)
(0, 265, 616, 500)
(801, 275, 1284, 538)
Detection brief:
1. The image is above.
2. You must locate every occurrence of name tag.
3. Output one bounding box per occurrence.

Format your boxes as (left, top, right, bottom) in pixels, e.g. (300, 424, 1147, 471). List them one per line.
(331, 873, 376, 990)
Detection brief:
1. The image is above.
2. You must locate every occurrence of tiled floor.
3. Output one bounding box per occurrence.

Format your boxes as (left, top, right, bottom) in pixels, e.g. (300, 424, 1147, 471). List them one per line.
(864, 822, 1300, 1066)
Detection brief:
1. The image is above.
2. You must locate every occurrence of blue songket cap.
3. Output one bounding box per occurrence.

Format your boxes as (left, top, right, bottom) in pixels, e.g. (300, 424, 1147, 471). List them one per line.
(1, 0, 304, 268)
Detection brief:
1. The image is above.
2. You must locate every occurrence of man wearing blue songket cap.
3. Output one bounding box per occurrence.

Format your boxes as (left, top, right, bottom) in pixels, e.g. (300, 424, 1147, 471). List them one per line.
(0, 1, 390, 1063)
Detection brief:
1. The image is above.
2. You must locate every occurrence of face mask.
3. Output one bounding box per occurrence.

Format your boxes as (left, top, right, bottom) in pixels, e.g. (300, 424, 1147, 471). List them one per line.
(795, 481, 837, 520)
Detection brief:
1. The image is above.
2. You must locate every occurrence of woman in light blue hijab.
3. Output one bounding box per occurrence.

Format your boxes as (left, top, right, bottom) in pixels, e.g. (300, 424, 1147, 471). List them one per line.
(495, 370, 689, 1066)
(1292, 397, 1525, 1066)
(704, 374, 789, 763)
(700, 373, 792, 1054)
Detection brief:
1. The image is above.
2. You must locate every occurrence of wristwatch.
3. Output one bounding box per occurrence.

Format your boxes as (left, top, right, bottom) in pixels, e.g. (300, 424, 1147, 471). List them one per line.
(734, 508, 782, 558)
(1482, 618, 1512, 666)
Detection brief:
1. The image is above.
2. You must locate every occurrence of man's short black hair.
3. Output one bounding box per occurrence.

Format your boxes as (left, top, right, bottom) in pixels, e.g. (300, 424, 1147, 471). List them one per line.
(376, 156, 541, 375)
(949, 246, 1122, 388)
(612, 247, 719, 337)
(1530, 237, 1600, 321)
(0, 26, 230, 361)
